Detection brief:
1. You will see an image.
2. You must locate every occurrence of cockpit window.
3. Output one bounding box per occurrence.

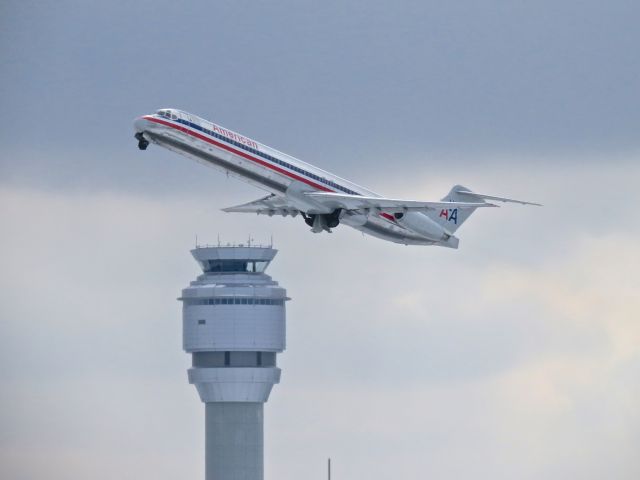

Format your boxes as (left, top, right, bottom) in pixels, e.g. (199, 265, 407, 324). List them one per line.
(158, 110, 178, 120)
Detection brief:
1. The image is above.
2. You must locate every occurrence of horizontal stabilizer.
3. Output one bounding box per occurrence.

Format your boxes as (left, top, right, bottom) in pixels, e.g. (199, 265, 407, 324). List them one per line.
(455, 190, 542, 206)
(304, 191, 495, 213)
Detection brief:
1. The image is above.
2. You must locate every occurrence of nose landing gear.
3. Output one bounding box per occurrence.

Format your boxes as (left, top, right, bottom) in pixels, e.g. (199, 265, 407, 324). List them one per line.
(135, 132, 149, 150)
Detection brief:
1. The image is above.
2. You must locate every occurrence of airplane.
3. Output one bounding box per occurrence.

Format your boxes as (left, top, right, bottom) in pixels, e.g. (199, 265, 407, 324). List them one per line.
(134, 108, 540, 248)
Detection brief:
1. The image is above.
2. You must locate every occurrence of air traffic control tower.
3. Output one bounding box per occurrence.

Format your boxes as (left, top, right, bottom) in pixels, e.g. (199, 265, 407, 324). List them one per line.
(180, 244, 288, 480)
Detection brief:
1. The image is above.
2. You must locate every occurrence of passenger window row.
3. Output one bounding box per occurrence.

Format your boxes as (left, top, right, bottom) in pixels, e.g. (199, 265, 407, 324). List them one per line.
(173, 118, 359, 195)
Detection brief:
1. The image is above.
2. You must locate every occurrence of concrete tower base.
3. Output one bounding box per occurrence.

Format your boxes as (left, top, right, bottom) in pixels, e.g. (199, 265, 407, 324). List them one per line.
(206, 402, 264, 480)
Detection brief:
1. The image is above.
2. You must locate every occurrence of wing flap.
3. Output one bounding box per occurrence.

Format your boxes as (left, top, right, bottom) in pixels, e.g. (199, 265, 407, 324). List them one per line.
(223, 194, 301, 216)
(304, 191, 495, 213)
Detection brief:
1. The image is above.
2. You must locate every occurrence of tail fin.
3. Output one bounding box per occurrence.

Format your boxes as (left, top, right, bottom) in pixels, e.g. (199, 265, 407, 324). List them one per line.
(425, 184, 542, 234)
(424, 185, 485, 234)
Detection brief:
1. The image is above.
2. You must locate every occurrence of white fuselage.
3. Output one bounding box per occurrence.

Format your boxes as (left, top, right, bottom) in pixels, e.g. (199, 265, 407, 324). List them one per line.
(134, 109, 443, 245)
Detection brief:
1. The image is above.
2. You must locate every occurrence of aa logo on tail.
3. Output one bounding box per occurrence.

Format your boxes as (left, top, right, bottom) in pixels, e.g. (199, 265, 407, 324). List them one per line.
(439, 208, 458, 224)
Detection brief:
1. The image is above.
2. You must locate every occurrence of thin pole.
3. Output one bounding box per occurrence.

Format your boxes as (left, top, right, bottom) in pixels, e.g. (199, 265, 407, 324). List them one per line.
(328, 458, 331, 480)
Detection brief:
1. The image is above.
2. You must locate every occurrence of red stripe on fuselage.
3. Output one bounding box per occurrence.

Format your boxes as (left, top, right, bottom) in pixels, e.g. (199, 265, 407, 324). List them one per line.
(144, 116, 396, 223)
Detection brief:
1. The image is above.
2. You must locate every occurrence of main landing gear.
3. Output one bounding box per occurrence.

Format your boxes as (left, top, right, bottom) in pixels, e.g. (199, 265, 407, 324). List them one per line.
(301, 209, 342, 233)
(135, 132, 149, 150)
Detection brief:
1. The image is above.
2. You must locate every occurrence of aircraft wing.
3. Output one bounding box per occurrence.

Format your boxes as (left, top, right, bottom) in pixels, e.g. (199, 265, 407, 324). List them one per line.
(304, 192, 495, 213)
(222, 194, 301, 216)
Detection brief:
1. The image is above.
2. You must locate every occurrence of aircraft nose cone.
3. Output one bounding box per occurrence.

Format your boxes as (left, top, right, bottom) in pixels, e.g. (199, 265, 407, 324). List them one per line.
(134, 116, 149, 132)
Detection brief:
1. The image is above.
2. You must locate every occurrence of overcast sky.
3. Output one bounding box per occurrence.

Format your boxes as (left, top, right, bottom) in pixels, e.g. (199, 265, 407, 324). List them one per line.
(1, 1, 639, 479)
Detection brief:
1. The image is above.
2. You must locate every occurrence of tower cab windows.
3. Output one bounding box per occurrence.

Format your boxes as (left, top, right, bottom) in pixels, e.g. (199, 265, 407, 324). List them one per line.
(198, 259, 270, 273)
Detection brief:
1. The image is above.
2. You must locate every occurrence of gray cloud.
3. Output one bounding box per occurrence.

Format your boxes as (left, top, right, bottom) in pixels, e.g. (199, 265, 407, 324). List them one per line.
(1, 157, 638, 479)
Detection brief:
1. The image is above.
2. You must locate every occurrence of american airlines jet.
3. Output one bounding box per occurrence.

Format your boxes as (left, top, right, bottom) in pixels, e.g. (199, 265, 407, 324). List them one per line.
(134, 108, 539, 248)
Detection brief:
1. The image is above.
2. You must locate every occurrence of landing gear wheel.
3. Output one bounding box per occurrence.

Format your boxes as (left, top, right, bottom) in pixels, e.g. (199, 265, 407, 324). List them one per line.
(135, 132, 149, 150)
(326, 216, 340, 228)
(301, 213, 315, 227)
(326, 208, 342, 228)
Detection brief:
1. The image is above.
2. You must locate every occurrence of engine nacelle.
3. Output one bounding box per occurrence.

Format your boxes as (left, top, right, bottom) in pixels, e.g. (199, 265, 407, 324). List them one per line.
(339, 211, 368, 227)
(396, 212, 448, 241)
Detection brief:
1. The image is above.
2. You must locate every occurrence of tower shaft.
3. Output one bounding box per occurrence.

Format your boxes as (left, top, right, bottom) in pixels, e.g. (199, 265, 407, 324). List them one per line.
(181, 245, 288, 480)
(206, 402, 263, 480)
